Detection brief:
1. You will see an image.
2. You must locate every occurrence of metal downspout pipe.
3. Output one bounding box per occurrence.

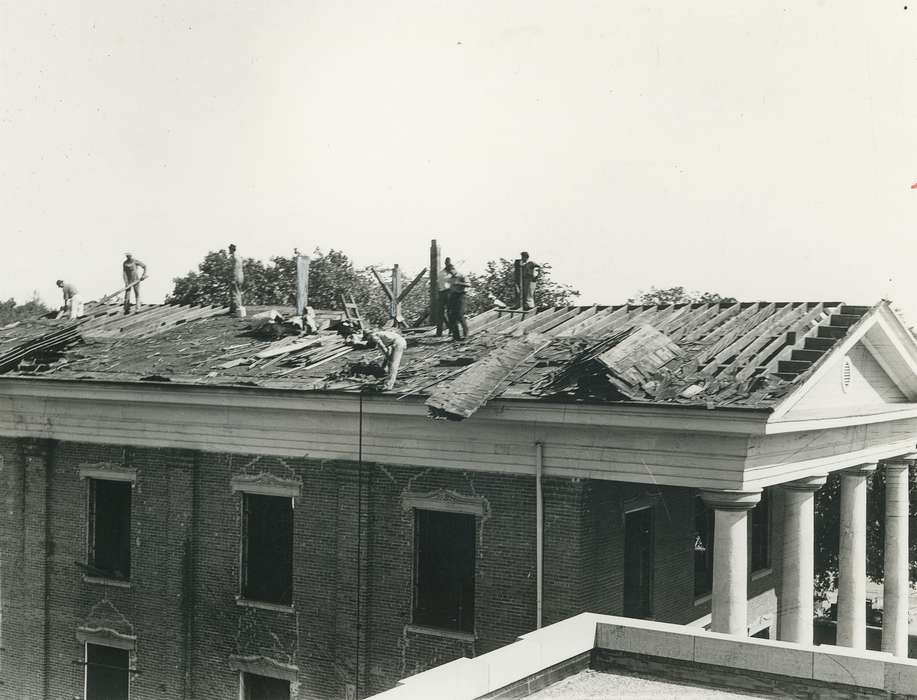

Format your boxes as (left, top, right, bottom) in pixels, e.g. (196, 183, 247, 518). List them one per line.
(535, 441, 544, 629)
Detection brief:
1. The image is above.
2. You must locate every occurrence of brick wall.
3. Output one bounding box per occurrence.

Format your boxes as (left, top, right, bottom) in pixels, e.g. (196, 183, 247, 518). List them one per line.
(0, 436, 779, 699)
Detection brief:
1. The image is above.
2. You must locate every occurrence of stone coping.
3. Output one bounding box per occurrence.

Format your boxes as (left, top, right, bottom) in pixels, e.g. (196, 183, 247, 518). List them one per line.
(365, 614, 917, 699)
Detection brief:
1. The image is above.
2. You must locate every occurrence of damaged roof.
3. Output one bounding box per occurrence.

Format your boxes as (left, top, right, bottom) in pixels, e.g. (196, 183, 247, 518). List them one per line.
(0, 300, 880, 417)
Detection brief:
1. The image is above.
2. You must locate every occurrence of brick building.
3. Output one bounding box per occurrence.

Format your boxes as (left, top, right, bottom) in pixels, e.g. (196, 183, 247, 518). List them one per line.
(0, 299, 915, 699)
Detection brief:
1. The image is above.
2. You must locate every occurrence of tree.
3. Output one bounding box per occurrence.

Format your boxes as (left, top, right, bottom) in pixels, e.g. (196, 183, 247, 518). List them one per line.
(465, 258, 580, 316)
(0, 293, 49, 326)
(167, 248, 429, 326)
(814, 466, 917, 603)
(628, 286, 737, 305)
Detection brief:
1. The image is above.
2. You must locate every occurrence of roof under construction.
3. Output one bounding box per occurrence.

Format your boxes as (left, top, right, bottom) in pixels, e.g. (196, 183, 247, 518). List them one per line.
(0, 300, 880, 419)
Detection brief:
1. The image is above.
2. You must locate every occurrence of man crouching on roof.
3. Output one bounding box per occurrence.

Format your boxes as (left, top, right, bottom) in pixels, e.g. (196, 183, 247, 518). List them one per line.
(362, 328, 407, 391)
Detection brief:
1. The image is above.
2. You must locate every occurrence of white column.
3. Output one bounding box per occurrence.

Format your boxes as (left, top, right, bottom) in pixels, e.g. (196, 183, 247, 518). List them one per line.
(700, 489, 762, 636)
(778, 475, 826, 645)
(836, 463, 876, 649)
(882, 458, 912, 657)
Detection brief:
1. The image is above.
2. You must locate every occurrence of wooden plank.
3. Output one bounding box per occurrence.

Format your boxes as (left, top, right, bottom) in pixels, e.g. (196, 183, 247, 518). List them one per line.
(559, 305, 625, 338)
(514, 306, 583, 336)
(678, 303, 745, 344)
(370, 267, 394, 302)
(735, 303, 829, 381)
(596, 325, 683, 387)
(397, 267, 427, 303)
(700, 303, 782, 371)
(538, 305, 599, 337)
(426, 333, 551, 419)
(721, 303, 809, 375)
(466, 308, 502, 335)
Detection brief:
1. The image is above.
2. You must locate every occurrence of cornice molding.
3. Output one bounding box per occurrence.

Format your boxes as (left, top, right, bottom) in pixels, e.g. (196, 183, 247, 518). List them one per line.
(402, 488, 487, 517)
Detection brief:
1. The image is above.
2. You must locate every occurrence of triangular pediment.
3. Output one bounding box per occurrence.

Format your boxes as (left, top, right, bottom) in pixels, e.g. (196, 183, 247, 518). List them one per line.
(771, 304, 917, 423)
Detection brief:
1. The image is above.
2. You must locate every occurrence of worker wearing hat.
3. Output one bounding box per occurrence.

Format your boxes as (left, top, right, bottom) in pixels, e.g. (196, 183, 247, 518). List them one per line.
(122, 253, 148, 313)
(446, 262, 470, 341)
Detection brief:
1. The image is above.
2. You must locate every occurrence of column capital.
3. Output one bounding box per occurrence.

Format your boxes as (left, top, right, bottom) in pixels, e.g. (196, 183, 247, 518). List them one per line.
(699, 488, 761, 511)
(841, 463, 877, 477)
(781, 474, 828, 492)
(882, 451, 917, 467)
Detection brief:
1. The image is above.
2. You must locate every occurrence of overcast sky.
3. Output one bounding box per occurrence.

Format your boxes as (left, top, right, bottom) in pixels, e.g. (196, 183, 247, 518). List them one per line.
(2, 2, 916, 318)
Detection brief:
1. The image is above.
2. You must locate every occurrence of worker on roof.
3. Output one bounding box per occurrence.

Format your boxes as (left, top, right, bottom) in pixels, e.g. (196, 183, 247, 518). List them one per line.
(364, 328, 407, 391)
(435, 256, 452, 337)
(228, 244, 246, 318)
(514, 251, 540, 311)
(55, 280, 84, 320)
(446, 262, 470, 341)
(122, 253, 147, 313)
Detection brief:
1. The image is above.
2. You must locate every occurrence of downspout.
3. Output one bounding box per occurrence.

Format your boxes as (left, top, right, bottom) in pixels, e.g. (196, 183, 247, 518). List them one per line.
(535, 441, 544, 629)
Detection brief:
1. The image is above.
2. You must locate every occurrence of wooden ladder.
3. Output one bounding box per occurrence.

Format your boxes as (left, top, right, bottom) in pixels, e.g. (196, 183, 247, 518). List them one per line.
(340, 293, 365, 330)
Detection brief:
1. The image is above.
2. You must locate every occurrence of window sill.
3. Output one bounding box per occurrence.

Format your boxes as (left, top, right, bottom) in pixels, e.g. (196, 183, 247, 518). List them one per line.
(83, 575, 132, 589)
(235, 596, 295, 614)
(693, 593, 712, 607)
(751, 567, 772, 581)
(405, 624, 476, 642)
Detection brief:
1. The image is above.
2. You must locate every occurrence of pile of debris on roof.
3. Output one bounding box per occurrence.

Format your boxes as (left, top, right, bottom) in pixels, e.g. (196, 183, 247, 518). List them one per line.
(0, 300, 874, 420)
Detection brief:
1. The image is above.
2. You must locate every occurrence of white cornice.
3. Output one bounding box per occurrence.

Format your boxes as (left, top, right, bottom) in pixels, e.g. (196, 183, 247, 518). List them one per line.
(0, 376, 770, 435)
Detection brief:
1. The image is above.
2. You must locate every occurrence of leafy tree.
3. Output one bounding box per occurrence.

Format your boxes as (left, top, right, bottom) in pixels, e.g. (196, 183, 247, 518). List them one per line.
(814, 467, 917, 603)
(465, 258, 580, 315)
(628, 286, 737, 305)
(167, 248, 429, 326)
(0, 293, 49, 325)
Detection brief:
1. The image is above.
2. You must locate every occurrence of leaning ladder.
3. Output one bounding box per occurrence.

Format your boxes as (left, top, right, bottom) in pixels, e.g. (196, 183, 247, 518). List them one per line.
(340, 293, 365, 330)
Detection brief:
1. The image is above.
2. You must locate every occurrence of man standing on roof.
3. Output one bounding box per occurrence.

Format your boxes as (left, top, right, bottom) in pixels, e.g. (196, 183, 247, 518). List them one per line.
(514, 251, 540, 311)
(365, 328, 407, 390)
(56, 280, 84, 320)
(228, 244, 246, 318)
(447, 263, 470, 341)
(122, 253, 147, 313)
(435, 256, 453, 336)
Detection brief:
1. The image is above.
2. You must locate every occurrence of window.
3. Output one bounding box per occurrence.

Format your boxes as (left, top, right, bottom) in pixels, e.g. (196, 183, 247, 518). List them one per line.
(693, 496, 714, 598)
(242, 672, 290, 700)
(413, 509, 476, 633)
(88, 479, 132, 580)
(623, 507, 654, 619)
(242, 494, 293, 605)
(85, 644, 130, 700)
(750, 490, 770, 572)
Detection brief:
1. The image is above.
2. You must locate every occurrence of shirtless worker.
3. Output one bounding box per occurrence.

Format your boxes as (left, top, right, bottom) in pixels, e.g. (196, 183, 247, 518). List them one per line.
(122, 253, 148, 313)
(55, 280, 84, 320)
(364, 328, 407, 391)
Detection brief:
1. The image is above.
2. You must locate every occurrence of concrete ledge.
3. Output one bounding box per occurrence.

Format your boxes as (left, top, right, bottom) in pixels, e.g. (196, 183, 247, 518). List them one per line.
(693, 633, 814, 678)
(813, 645, 886, 688)
(367, 614, 917, 700)
(595, 621, 694, 662)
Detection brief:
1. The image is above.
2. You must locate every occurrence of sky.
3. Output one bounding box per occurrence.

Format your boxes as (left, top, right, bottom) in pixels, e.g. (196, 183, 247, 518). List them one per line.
(2, 2, 916, 319)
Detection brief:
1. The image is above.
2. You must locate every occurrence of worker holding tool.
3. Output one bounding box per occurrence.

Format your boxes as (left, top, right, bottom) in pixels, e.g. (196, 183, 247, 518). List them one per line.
(435, 256, 453, 336)
(228, 243, 246, 318)
(364, 328, 407, 390)
(55, 280, 84, 320)
(122, 253, 148, 313)
(514, 251, 541, 310)
(446, 263, 470, 341)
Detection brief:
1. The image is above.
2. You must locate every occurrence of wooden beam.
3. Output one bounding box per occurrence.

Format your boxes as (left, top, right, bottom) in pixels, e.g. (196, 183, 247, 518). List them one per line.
(429, 240, 441, 327)
(295, 255, 310, 316)
(370, 267, 395, 302)
(398, 267, 427, 303)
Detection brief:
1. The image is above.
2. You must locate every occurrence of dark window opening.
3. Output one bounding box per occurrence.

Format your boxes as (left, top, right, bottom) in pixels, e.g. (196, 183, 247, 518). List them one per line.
(750, 490, 770, 572)
(694, 496, 715, 598)
(89, 479, 131, 580)
(86, 644, 130, 700)
(242, 494, 294, 605)
(623, 507, 654, 619)
(413, 509, 476, 633)
(752, 626, 771, 639)
(243, 672, 290, 700)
